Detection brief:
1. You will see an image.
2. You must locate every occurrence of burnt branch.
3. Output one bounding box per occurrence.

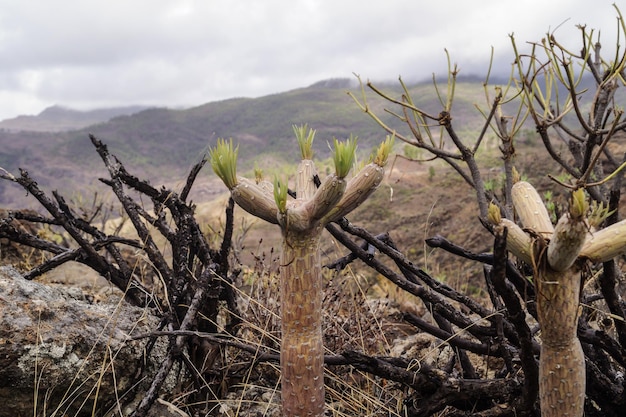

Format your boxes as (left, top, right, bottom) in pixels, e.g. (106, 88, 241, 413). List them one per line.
(0, 134, 239, 416)
(489, 227, 539, 413)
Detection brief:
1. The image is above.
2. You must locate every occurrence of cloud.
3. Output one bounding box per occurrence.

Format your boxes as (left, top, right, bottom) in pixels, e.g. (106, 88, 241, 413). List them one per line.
(0, 0, 620, 120)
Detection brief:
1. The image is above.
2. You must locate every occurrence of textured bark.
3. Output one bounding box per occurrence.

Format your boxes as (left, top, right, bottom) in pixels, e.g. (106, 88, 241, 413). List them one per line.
(511, 181, 554, 238)
(547, 208, 587, 272)
(539, 340, 585, 417)
(499, 218, 533, 265)
(280, 230, 325, 416)
(536, 266, 585, 416)
(211, 131, 389, 416)
(581, 218, 626, 263)
(504, 181, 589, 416)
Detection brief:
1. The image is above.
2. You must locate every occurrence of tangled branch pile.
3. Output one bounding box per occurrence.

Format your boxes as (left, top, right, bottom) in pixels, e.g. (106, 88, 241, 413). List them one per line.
(1, 7, 626, 417)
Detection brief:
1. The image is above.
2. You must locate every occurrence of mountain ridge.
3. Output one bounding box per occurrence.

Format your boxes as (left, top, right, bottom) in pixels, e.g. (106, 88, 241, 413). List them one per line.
(0, 76, 564, 209)
(0, 105, 152, 132)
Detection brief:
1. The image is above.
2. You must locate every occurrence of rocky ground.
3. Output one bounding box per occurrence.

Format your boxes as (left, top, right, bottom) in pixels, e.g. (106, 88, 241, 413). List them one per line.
(1, 139, 615, 416)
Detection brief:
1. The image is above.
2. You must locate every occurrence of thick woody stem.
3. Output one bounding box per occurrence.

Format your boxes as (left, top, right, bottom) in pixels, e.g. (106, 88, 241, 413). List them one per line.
(511, 181, 554, 238)
(280, 230, 325, 417)
(295, 159, 318, 201)
(323, 162, 385, 223)
(506, 183, 587, 417)
(536, 267, 581, 345)
(536, 265, 585, 417)
(580, 218, 626, 262)
(539, 339, 585, 417)
(304, 174, 346, 223)
(500, 218, 533, 265)
(547, 189, 588, 271)
(487, 203, 533, 265)
(547, 213, 587, 271)
(210, 132, 388, 417)
(230, 177, 279, 225)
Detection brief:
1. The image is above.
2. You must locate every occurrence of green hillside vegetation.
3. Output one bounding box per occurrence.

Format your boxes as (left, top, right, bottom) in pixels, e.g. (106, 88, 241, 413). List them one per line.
(0, 78, 499, 208)
(0, 74, 614, 210)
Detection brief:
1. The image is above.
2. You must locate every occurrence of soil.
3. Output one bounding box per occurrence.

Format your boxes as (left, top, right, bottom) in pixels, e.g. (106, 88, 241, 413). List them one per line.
(3, 137, 623, 416)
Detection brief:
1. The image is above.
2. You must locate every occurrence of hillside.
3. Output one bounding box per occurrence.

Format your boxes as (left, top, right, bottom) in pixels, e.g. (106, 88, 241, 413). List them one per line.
(0, 78, 496, 209)
(0, 105, 150, 132)
(1, 75, 615, 211)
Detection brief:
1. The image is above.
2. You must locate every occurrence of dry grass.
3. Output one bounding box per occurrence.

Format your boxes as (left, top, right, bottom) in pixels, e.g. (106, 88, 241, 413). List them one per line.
(2, 140, 568, 416)
(201, 260, 411, 417)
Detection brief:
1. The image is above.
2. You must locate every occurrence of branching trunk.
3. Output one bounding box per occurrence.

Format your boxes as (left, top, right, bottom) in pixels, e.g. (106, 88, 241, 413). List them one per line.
(209, 128, 391, 416)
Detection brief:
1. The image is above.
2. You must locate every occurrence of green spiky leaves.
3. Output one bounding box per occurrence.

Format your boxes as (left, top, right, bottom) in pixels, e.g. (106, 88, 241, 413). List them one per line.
(569, 188, 588, 220)
(333, 135, 357, 178)
(487, 202, 502, 225)
(273, 176, 288, 214)
(209, 138, 239, 189)
(254, 165, 263, 184)
(588, 200, 614, 229)
(294, 124, 316, 160)
(374, 134, 395, 167)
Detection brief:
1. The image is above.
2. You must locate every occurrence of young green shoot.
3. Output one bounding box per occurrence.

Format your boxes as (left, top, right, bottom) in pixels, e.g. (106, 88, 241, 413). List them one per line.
(488, 202, 502, 225)
(333, 135, 358, 178)
(588, 200, 614, 229)
(374, 134, 395, 167)
(273, 176, 288, 214)
(254, 165, 263, 184)
(294, 124, 316, 160)
(570, 188, 588, 220)
(209, 138, 239, 189)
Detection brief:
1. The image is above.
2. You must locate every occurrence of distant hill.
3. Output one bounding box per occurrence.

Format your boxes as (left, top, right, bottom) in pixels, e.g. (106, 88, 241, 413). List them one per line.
(0, 76, 591, 209)
(0, 105, 151, 132)
(0, 78, 516, 208)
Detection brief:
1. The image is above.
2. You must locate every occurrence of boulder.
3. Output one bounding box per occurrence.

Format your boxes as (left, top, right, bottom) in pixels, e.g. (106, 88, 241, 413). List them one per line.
(0, 266, 165, 416)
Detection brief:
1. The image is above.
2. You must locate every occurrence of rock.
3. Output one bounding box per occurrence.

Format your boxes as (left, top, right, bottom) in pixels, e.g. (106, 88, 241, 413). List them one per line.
(0, 266, 165, 416)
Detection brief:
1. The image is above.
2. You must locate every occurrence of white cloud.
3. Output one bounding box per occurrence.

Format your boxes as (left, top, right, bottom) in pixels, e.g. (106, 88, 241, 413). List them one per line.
(0, 0, 620, 119)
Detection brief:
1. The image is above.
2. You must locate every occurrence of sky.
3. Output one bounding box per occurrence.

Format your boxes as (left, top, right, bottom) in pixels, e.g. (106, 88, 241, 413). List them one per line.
(0, 0, 621, 121)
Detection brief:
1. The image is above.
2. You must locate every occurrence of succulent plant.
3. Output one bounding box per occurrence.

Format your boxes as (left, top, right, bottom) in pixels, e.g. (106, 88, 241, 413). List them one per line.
(490, 179, 626, 417)
(210, 126, 392, 416)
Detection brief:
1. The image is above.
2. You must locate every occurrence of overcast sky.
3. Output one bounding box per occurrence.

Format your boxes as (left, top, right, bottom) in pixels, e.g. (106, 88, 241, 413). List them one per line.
(0, 0, 620, 121)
